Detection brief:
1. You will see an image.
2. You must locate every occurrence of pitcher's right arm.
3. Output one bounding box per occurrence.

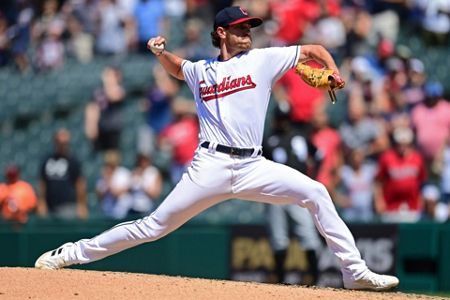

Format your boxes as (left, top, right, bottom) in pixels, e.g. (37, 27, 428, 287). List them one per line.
(148, 36, 185, 81)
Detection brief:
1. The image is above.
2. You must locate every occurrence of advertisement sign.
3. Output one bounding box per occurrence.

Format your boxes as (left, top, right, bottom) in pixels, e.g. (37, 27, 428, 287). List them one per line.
(230, 224, 397, 287)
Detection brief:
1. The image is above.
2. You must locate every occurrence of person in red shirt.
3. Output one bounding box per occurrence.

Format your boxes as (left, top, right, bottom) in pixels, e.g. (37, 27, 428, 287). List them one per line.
(311, 102, 341, 192)
(411, 81, 450, 179)
(270, 0, 341, 46)
(374, 126, 426, 223)
(273, 68, 325, 129)
(0, 165, 37, 223)
(159, 98, 199, 184)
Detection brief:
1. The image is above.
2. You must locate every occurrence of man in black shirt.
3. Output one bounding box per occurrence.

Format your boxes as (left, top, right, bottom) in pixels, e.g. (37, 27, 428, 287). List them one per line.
(263, 104, 323, 285)
(37, 128, 88, 219)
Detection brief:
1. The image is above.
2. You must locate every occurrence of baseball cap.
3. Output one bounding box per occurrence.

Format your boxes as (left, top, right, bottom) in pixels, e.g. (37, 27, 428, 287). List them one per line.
(213, 6, 263, 30)
(424, 81, 443, 98)
(434, 202, 449, 223)
(409, 58, 424, 73)
(422, 184, 440, 202)
(393, 126, 414, 144)
(386, 57, 404, 73)
(5, 164, 20, 181)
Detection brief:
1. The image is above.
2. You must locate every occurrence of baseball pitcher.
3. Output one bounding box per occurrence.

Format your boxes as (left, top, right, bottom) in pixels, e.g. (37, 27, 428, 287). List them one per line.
(35, 6, 399, 291)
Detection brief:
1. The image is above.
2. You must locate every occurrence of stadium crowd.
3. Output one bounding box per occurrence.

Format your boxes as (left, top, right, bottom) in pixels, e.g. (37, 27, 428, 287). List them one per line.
(0, 0, 450, 225)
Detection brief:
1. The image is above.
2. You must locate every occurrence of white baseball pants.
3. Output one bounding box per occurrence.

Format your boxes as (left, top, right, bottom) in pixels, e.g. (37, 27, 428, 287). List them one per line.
(66, 146, 368, 280)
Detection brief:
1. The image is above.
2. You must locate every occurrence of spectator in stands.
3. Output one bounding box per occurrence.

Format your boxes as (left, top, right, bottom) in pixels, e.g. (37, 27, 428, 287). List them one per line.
(346, 56, 377, 114)
(133, 0, 166, 53)
(174, 17, 217, 61)
(263, 103, 322, 285)
(433, 201, 449, 223)
(9, 0, 33, 73)
(367, 1, 402, 43)
(270, 0, 341, 46)
(311, 102, 342, 193)
(66, 13, 93, 64)
(63, 0, 98, 36)
(94, 0, 133, 55)
(31, 0, 64, 45)
(373, 37, 397, 77)
(117, 0, 138, 16)
(31, 0, 65, 71)
(433, 137, 450, 204)
(164, 0, 187, 23)
(96, 150, 132, 219)
(137, 64, 179, 157)
(376, 57, 412, 134)
(0, 1, 33, 71)
(415, 0, 450, 46)
(334, 148, 377, 223)
(411, 81, 450, 180)
(37, 128, 88, 220)
(34, 19, 65, 71)
(0, 164, 37, 223)
(341, 6, 374, 58)
(85, 65, 125, 153)
(0, 11, 9, 67)
(129, 153, 163, 217)
(339, 96, 389, 161)
(375, 57, 408, 115)
(159, 97, 199, 184)
(421, 184, 447, 221)
(301, 5, 346, 57)
(273, 66, 326, 132)
(374, 126, 426, 223)
(402, 58, 426, 109)
(183, 0, 212, 19)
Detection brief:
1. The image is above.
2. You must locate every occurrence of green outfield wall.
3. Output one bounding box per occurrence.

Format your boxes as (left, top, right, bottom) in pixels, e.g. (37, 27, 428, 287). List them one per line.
(0, 218, 230, 279)
(1, 218, 449, 292)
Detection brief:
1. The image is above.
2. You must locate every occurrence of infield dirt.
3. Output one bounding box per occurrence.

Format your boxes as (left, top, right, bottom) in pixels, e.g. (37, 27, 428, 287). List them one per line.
(0, 267, 446, 300)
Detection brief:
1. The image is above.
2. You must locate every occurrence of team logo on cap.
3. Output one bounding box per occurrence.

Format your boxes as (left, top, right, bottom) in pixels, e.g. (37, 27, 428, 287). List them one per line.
(239, 7, 248, 16)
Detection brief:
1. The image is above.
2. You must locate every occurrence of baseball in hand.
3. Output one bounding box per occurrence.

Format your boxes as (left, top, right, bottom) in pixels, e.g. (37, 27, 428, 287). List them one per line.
(148, 39, 165, 56)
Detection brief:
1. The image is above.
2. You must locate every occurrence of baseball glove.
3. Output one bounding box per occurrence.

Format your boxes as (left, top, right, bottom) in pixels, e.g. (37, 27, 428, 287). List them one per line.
(295, 62, 345, 104)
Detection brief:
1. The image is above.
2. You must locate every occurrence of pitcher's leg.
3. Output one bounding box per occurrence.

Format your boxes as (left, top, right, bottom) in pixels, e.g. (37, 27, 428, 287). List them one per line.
(66, 174, 230, 265)
(235, 159, 368, 280)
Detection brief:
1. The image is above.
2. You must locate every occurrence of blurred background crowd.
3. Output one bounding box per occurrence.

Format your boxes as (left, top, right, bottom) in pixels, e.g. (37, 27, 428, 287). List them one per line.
(0, 0, 449, 226)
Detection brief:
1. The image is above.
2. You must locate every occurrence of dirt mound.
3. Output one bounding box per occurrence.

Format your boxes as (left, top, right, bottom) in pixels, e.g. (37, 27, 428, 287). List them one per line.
(0, 267, 444, 300)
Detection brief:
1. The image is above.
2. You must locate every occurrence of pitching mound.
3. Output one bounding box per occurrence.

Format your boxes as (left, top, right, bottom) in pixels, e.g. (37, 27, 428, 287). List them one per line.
(0, 267, 445, 300)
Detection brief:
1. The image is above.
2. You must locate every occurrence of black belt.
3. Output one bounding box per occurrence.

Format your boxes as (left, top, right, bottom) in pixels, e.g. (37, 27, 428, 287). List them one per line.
(201, 142, 262, 157)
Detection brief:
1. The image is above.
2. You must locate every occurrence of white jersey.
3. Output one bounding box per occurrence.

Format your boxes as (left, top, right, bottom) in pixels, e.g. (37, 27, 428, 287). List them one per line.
(182, 46, 300, 148)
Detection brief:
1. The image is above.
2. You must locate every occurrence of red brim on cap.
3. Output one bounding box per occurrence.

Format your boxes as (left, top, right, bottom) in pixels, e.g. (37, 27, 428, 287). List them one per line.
(228, 17, 263, 28)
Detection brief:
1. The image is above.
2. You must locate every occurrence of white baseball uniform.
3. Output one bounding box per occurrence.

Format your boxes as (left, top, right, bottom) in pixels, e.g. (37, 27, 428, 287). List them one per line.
(64, 46, 368, 281)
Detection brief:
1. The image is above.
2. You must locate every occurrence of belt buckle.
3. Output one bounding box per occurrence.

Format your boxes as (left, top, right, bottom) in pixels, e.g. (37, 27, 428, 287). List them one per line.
(229, 147, 240, 158)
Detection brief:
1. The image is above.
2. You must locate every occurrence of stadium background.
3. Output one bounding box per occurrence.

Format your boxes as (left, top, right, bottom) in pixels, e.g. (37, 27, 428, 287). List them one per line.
(1, 0, 450, 296)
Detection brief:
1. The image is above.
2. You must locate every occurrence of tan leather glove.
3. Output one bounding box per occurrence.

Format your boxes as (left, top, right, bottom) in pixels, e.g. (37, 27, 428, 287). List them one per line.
(295, 63, 345, 104)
